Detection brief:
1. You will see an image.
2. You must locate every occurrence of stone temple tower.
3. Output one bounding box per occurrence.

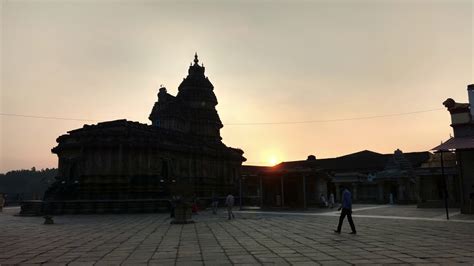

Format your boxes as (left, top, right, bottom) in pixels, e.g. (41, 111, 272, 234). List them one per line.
(149, 53, 223, 141)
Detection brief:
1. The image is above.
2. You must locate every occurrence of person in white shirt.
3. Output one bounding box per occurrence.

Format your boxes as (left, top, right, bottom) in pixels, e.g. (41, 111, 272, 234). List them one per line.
(320, 194, 328, 207)
(329, 193, 335, 208)
(225, 194, 235, 220)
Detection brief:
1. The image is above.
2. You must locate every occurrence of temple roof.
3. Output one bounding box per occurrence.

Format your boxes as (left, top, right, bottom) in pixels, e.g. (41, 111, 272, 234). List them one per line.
(272, 150, 430, 173)
(52, 119, 245, 161)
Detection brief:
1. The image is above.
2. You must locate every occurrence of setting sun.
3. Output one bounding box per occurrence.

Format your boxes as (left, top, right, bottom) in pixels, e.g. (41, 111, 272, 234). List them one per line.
(261, 150, 282, 166)
(268, 156, 279, 166)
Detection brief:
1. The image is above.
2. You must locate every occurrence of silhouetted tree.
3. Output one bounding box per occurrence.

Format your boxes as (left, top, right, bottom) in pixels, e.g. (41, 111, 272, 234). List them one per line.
(0, 168, 57, 202)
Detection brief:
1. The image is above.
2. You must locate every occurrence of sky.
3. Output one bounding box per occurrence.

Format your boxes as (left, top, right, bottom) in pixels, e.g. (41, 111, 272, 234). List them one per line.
(1, 0, 473, 173)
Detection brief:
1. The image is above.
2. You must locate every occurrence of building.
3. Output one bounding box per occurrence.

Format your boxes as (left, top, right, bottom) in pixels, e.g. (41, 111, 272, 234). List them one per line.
(242, 150, 432, 208)
(23, 54, 245, 215)
(433, 84, 474, 214)
(241, 160, 330, 209)
(416, 152, 459, 208)
(374, 149, 427, 204)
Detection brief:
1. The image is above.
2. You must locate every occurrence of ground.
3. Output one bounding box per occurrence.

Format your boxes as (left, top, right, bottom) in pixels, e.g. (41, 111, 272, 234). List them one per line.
(1, 205, 473, 265)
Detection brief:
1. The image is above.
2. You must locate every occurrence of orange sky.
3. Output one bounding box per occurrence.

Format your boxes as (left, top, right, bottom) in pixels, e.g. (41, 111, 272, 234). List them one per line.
(1, 0, 473, 173)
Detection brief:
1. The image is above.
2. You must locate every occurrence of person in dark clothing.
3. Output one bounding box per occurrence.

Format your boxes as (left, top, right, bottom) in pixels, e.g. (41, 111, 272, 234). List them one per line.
(211, 194, 219, 214)
(334, 187, 357, 234)
(170, 196, 177, 218)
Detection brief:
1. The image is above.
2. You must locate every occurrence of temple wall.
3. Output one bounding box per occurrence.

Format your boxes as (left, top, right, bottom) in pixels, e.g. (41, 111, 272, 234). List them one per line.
(54, 143, 241, 200)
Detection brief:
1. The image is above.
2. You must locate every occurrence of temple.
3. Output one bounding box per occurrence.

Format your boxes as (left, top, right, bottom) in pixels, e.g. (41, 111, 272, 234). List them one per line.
(241, 150, 436, 208)
(23, 54, 245, 215)
(432, 84, 474, 214)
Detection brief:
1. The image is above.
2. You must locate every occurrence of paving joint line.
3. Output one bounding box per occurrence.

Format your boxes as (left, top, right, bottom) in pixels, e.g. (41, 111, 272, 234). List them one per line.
(236, 210, 474, 224)
(245, 217, 330, 264)
(219, 219, 263, 265)
(117, 215, 166, 265)
(207, 221, 233, 264)
(230, 218, 293, 264)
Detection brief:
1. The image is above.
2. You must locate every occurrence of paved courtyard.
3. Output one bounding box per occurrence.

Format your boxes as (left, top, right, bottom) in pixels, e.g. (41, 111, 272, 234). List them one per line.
(1, 205, 474, 265)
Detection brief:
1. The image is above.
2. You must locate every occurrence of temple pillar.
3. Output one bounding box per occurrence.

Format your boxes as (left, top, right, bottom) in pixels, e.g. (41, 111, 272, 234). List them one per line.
(335, 183, 341, 201)
(352, 183, 358, 201)
(303, 176, 307, 209)
(118, 144, 123, 177)
(316, 178, 325, 201)
(239, 175, 243, 210)
(377, 182, 384, 203)
(281, 176, 285, 207)
(447, 175, 456, 202)
(398, 182, 405, 202)
(416, 176, 422, 204)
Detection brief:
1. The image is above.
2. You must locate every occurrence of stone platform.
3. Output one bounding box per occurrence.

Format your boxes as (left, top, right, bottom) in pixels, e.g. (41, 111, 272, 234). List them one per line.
(1, 204, 474, 265)
(20, 199, 170, 216)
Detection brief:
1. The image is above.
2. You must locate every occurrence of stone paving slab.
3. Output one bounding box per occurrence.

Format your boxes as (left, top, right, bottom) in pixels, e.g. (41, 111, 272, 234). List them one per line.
(0, 205, 473, 265)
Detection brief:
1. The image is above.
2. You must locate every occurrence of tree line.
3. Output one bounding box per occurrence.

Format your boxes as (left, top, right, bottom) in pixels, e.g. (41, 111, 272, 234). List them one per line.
(0, 167, 57, 203)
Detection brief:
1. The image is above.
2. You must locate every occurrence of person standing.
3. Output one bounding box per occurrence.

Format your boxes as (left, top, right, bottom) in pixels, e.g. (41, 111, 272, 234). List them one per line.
(320, 194, 328, 207)
(0, 193, 4, 212)
(170, 196, 177, 218)
(211, 194, 219, 215)
(191, 195, 199, 215)
(334, 187, 356, 234)
(225, 193, 235, 220)
(329, 192, 335, 209)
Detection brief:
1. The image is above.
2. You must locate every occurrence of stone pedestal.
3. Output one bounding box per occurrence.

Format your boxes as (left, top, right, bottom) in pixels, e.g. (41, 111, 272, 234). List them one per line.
(171, 204, 194, 224)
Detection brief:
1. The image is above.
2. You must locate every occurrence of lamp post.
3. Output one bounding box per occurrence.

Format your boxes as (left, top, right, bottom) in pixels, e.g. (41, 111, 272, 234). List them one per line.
(239, 176, 243, 210)
(439, 151, 449, 220)
(259, 176, 263, 208)
(303, 175, 307, 210)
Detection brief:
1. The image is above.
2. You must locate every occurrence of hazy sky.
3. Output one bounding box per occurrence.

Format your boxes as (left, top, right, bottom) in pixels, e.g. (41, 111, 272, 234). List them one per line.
(1, 0, 473, 173)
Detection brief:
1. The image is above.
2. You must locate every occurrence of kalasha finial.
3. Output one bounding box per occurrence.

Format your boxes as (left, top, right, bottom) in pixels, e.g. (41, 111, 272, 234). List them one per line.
(194, 52, 199, 65)
(159, 84, 167, 94)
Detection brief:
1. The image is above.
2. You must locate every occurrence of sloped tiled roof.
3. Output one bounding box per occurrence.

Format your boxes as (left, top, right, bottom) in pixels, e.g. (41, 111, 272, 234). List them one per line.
(271, 150, 431, 173)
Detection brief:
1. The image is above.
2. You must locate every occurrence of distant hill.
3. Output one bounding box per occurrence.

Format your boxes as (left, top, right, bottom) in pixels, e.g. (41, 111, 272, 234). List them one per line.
(0, 167, 57, 203)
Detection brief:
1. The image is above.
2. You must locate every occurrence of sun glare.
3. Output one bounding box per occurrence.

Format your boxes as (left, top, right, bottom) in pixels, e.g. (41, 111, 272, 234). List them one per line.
(268, 156, 278, 166)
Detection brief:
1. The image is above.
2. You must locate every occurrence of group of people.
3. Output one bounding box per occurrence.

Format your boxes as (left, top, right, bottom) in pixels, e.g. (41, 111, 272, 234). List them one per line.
(168, 188, 356, 234)
(212, 193, 236, 220)
(320, 192, 335, 208)
(170, 193, 236, 220)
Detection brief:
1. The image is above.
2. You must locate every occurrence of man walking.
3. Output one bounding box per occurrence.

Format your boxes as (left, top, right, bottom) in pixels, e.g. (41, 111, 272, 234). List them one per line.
(334, 187, 356, 234)
(225, 193, 235, 220)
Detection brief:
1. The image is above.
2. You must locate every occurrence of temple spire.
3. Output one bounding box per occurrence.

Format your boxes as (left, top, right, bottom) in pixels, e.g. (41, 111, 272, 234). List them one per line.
(193, 52, 199, 65)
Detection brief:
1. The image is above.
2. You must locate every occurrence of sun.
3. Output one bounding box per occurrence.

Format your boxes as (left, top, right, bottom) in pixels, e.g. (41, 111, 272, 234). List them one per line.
(262, 150, 281, 166)
(268, 156, 278, 166)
